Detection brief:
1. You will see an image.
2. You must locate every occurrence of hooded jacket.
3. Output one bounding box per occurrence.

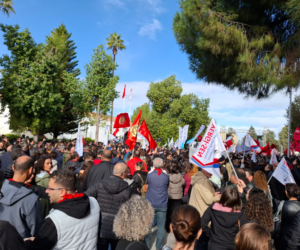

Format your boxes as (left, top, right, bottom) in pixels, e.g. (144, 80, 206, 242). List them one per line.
(85, 175, 132, 239)
(0, 220, 26, 250)
(189, 171, 219, 216)
(34, 171, 50, 189)
(168, 173, 185, 200)
(0, 180, 42, 238)
(201, 203, 248, 250)
(24, 194, 100, 250)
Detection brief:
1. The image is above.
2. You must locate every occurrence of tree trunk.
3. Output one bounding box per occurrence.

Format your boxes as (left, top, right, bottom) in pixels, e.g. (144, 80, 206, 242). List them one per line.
(34, 128, 39, 142)
(95, 97, 100, 143)
(110, 53, 116, 134)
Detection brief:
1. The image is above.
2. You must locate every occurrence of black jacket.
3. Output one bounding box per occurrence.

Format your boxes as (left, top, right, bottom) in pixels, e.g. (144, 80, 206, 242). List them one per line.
(201, 203, 248, 250)
(56, 152, 63, 170)
(0, 152, 12, 173)
(133, 170, 148, 191)
(284, 210, 300, 250)
(268, 172, 287, 201)
(292, 166, 300, 187)
(63, 160, 82, 170)
(85, 175, 132, 239)
(0, 220, 26, 250)
(82, 160, 114, 191)
(24, 194, 91, 250)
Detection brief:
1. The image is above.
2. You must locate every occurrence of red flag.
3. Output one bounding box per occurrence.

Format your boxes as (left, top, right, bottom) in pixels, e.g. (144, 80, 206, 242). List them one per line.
(114, 113, 130, 128)
(226, 139, 233, 148)
(254, 139, 260, 147)
(82, 138, 85, 146)
(113, 128, 119, 137)
(197, 135, 202, 142)
(138, 119, 157, 153)
(122, 83, 126, 99)
(295, 127, 300, 144)
(125, 110, 142, 150)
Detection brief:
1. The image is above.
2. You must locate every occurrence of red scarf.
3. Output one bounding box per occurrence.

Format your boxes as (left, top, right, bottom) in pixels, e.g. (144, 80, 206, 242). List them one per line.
(8, 178, 31, 188)
(154, 168, 162, 176)
(58, 193, 84, 203)
(46, 171, 51, 175)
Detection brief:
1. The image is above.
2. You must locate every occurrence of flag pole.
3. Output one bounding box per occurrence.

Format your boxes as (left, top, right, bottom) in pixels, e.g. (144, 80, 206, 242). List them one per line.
(123, 98, 125, 113)
(225, 150, 240, 183)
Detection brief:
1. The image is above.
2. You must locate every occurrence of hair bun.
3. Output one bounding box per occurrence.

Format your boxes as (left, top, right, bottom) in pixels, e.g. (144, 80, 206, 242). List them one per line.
(174, 220, 192, 240)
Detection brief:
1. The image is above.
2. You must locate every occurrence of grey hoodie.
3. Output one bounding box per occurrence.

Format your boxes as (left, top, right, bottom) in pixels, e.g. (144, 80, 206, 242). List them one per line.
(0, 180, 42, 238)
(168, 173, 185, 199)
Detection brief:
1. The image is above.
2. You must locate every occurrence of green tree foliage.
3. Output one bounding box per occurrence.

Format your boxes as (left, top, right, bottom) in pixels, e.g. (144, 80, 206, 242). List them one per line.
(248, 126, 257, 139)
(278, 126, 288, 150)
(84, 45, 119, 143)
(286, 95, 300, 133)
(106, 32, 126, 133)
(132, 76, 210, 145)
(264, 130, 278, 147)
(0, 24, 85, 138)
(0, 0, 15, 16)
(173, 0, 300, 99)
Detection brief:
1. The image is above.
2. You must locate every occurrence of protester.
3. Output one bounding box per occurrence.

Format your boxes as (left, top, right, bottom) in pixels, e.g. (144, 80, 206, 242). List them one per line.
(144, 157, 169, 250)
(85, 162, 132, 250)
(132, 161, 148, 196)
(34, 156, 52, 188)
(111, 149, 125, 165)
(64, 151, 81, 170)
(56, 145, 64, 170)
(113, 195, 154, 250)
(4, 145, 23, 179)
(0, 144, 13, 173)
(49, 151, 58, 173)
(0, 156, 42, 238)
(82, 149, 114, 191)
(235, 223, 271, 250)
(127, 150, 146, 175)
(183, 163, 198, 196)
(0, 220, 26, 250)
(166, 163, 185, 233)
(253, 170, 269, 194)
(162, 205, 202, 250)
(201, 186, 248, 250)
(25, 169, 100, 250)
(244, 188, 273, 231)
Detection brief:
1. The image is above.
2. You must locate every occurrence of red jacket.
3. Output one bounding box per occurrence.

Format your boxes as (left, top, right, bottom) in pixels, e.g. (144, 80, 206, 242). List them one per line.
(127, 157, 148, 175)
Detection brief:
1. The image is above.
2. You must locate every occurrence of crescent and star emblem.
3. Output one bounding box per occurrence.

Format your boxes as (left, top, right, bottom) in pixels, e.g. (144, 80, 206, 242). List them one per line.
(119, 115, 126, 125)
(130, 125, 138, 137)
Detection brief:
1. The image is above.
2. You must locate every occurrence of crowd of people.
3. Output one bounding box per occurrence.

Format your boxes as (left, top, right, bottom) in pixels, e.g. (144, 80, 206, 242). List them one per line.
(0, 135, 299, 250)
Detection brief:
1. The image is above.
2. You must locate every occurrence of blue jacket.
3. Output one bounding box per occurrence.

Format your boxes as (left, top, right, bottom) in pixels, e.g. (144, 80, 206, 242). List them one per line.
(0, 152, 12, 173)
(56, 152, 63, 170)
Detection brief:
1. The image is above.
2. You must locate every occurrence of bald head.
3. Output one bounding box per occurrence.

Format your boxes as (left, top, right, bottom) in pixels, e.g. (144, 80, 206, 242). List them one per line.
(102, 150, 112, 160)
(113, 163, 128, 178)
(14, 156, 34, 172)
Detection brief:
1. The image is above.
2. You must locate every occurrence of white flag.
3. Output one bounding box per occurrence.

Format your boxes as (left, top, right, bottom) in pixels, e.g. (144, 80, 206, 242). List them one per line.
(104, 127, 109, 146)
(142, 138, 146, 149)
(174, 139, 179, 148)
(270, 148, 278, 165)
(190, 118, 226, 178)
(245, 133, 261, 153)
(163, 143, 167, 148)
(251, 152, 257, 163)
(281, 145, 283, 155)
(178, 127, 183, 148)
(187, 125, 206, 145)
(181, 125, 189, 149)
(169, 138, 174, 148)
(75, 123, 83, 157)
(272, 157, 296, 185)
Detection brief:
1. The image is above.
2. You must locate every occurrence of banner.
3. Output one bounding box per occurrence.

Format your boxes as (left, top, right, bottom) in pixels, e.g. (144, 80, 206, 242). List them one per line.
(187, 125, 206, 145)
(272, 157, 295, 185)
(178, 127, 183, 148)
(75, 123, 83, 157)
(125, 110, 141, 150)
(104, 126, 109, 146)
(169, 138, 174, 148)
(122, 83, 126, 98)
(190, 118, 226, 178)
(181, 125, 189, 149)
(174, 139, 179, 148)
(114, 113, 130, 128)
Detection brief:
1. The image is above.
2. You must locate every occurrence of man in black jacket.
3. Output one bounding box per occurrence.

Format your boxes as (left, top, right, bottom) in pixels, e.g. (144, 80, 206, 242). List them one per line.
(4, 146, 23, 179)
(0, 145, 13, 172)
(82, 149, 114, 191)
(85, 162, 132, 250)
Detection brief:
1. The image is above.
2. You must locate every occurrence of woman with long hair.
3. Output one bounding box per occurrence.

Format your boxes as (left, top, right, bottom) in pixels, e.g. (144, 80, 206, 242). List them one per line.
(162, 205, 202, 250)
(183, 163, 198, 196)
(253, 170, 269, 194)
(34, 155, 52, 188)
(235, 223, 271, 250)
(113, 195, 154, 250)
(244, 188, 273, 232)
(201, 186, 248, 250)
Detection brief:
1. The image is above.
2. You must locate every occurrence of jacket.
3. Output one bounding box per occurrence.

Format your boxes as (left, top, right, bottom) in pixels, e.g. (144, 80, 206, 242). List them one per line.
(85, 175, 132, 239)
(127, 157, 145, 175)
(0, 151, 12, 173)
(133, 170, 148, 192)
(201, 203, 248, 250)
(189, 171, 219, 216)
(0, 180, 42, 238)
(168, 173, 185, 200)
(56, 152, 63, 170)
(111, 157, 125, 165)
(268, 171, 287, 201)
(184, 173, 192, 196)
(34, 171, 50, 189)
(0, 220, 26, 250)
(24, 194, 100, 250)
(82, 160, 114, 191)
(64, 160, 82, 170)
(285, 210, 300, 250)
(4, 163, 14, 179)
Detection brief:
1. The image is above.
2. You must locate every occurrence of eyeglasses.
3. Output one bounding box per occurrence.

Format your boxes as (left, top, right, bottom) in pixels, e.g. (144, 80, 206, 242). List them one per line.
(46, 187, 69, 191)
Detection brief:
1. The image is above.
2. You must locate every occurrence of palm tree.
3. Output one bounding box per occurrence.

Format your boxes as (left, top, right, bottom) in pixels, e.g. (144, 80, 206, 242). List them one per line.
(0, 0, 15, 16)
(106, 33, 126, 133)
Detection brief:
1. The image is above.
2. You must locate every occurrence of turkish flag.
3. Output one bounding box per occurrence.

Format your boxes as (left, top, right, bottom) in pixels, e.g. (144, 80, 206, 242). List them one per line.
(82, 138, 85, 146)
(197, 135, 202, 142)
(122, 83, 126, 99)
(125, 110, 142, 150)
(138, 119, 157, 153)
(113, 128, 119, 137)
(262, 142, 271, 156)
(114, 113, 130, 128)
(254, 139, 260, 147)
(226, 140, 233, 148)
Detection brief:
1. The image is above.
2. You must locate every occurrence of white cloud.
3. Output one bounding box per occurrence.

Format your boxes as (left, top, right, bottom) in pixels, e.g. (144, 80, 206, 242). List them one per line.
(113, 80, 289, 137)
(138, 19, 162, 40)
(145, 0, 164, 14)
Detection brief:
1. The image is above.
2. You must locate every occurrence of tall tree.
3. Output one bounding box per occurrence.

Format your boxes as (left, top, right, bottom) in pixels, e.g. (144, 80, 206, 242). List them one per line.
(106, 33, 126, 133)
(286, 95, 300, 133)
(264, 130, 278, 146)
(173, 0, 300, 99)
(248, 126, 257, 140)
(42, 24, 83, 138)
(84, 45, 119, 143)
(0, 0, 15, 16)
(278, 126, 289, 150)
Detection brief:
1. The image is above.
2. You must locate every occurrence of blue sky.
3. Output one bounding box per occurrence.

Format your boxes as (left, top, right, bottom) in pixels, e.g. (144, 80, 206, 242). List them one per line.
(0, 0, 293, 139)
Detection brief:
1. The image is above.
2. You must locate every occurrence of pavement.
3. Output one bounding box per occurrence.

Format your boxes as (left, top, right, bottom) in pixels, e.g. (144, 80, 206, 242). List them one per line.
(149, 226, 175, 250)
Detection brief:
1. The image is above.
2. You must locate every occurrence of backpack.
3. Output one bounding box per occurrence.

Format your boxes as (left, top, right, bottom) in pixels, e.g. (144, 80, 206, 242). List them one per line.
(137, 174, 148, 198)
(125, 241, 148, 250)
